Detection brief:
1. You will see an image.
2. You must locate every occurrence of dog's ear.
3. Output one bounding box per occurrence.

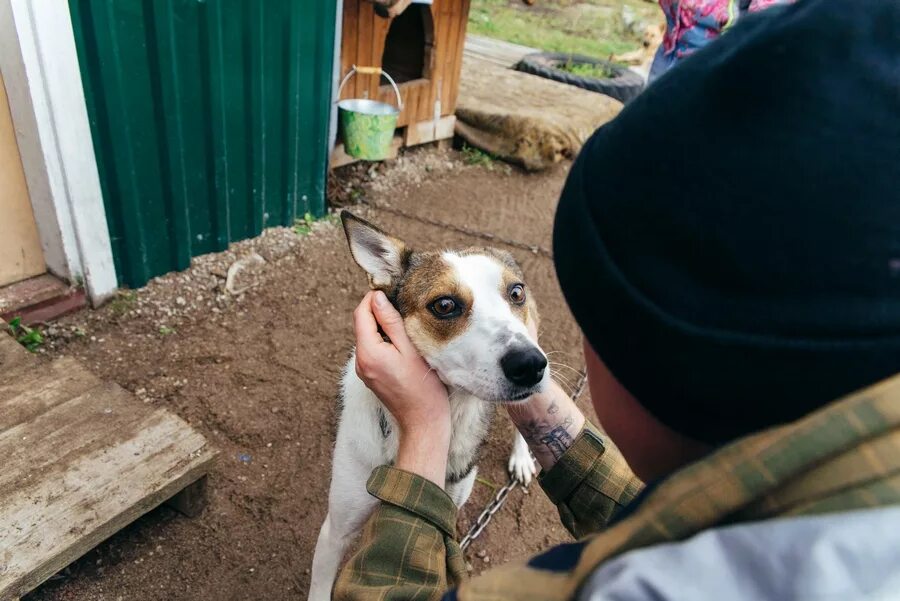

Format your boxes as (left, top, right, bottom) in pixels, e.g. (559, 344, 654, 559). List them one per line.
(341, 211, 409, 289)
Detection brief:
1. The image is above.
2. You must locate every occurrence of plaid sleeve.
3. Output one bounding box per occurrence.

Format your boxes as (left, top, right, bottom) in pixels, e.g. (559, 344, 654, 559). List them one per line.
(334, 466, 467, 601)
(539, 423, 644, 538)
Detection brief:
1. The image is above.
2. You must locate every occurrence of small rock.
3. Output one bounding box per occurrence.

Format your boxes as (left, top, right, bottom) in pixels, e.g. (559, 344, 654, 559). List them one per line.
(475, 550, 486, 558)
(175, 296, 186, 306)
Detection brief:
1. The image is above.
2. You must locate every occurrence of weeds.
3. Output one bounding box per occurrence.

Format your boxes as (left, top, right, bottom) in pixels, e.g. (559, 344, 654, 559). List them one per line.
(462, 144, 496, 169)
(558, 59, 617, 79)
(108, 290, 137, 315)
(293, 211, 340, 237)
(7, 316, 44, 352)
(159, 325, 176, 336)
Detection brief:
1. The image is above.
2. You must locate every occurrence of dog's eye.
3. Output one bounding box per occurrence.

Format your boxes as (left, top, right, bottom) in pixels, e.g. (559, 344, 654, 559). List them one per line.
(509, 284, 526, 305)
(430, 297, 460, 318)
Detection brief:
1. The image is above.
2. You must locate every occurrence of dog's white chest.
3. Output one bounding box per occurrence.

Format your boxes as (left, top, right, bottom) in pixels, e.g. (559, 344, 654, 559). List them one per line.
(446, 392, 493, 478)
(338, 357, 493, 480)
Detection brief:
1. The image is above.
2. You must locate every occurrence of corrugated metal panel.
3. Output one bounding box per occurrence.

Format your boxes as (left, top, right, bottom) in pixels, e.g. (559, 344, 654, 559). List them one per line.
(69, 0, 337, 288)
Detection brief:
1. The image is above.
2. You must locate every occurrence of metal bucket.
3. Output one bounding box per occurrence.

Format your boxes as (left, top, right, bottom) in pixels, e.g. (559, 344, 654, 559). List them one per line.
(337, 66, 403, 161)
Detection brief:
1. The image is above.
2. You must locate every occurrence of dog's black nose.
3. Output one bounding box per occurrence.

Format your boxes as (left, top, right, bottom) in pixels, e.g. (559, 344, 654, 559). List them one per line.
(500, 347, 547, 388)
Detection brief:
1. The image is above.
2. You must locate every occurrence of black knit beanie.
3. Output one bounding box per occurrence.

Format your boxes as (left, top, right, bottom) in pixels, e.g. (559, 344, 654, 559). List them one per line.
(553, 0, 900, 445)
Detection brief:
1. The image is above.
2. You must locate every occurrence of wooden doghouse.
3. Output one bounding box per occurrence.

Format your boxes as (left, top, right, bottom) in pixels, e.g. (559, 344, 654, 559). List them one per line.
(334, 0, 470, 165)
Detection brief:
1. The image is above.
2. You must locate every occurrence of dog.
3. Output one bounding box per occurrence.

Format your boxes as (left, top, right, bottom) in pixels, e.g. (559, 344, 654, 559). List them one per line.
(308, 212, 548, 600)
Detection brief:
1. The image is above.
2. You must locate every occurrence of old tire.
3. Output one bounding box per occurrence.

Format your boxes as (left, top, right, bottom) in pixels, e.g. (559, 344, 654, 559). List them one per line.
(515, 52, 645, 104)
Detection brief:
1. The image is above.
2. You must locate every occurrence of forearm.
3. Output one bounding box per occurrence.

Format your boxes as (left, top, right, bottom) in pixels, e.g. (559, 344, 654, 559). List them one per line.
(506, 379, 586, 471)
(507, 381, 643, 538)
(395, 427, 450, 488)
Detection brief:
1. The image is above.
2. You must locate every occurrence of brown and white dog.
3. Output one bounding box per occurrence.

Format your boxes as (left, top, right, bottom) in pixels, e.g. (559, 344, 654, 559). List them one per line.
(308, 212, 547, 600)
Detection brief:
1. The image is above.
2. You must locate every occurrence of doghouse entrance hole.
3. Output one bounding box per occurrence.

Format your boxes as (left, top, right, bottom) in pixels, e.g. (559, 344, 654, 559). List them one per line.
(381, 4, 434, 84)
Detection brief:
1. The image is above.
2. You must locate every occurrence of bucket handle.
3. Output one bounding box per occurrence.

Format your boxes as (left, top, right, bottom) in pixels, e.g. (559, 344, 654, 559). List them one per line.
(336, 65, 404, 110)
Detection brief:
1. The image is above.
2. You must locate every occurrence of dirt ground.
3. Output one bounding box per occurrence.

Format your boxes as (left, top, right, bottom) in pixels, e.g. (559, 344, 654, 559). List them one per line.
(26, 147, 599, 601)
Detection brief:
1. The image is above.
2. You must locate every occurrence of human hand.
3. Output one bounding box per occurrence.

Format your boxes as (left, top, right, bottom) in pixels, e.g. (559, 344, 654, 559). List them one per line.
(354, 291, 451, 485)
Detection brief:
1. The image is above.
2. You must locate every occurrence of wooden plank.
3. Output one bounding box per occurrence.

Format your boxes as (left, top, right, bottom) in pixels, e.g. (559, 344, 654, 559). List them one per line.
(0, 67, 46, 288)
(434, 114, 456, 140)
(340, 0, 359, 100)
(356, 1, 373, 98)
(434, 0, 452, 115)
(377, 79, 429, 129)
(0, 274, 66, 317)
(1, 287, 86, 327)
(405, 85, 420, 129)
(447, 0, 471, 114)
(462, 34, 536, 69)
(165, 474, 208, 518)
(0, 384, 148, 494)
(0, 328, 32, 376)
(413, 71, 431, 125)
(404, 115, 456, 146)
(0, 380, 216, 599)
(0, 356, 101, 429)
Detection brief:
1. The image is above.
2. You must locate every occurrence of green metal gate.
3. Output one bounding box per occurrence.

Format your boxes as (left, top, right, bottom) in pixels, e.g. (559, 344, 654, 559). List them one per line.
(70, 0, 337, 288)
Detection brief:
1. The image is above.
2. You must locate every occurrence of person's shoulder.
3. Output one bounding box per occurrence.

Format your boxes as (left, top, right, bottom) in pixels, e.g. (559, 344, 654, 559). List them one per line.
(577, 506, 900, 601)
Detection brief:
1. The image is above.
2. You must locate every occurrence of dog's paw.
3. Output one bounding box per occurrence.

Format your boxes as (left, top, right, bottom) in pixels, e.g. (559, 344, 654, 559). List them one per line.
(508, 446, 537, 486)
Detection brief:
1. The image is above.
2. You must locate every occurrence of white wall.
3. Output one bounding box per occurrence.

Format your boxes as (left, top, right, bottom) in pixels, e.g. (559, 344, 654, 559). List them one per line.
(0, 0, 117, 305)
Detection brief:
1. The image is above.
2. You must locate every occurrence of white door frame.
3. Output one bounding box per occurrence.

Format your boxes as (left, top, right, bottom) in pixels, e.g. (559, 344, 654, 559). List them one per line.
(0, 0, 117, 306)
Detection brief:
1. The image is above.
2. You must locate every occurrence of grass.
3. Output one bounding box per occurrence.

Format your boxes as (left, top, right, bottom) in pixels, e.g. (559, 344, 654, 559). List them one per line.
(558, 59, 617, 79)
(462, 144, 496, 169)
(468, 0, 661, 58)
(294, 211, 340, 237)
(108, 289, 137, 315)
(7, 316, 44, 352)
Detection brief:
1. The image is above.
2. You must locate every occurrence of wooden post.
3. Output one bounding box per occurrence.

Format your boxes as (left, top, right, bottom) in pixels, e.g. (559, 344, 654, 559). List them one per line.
(165, 475, 209, 518)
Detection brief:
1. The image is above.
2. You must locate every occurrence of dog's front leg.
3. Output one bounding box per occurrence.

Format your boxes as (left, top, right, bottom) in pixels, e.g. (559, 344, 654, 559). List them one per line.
(308, 438, 379, 600)
(508, 430, 537, 485)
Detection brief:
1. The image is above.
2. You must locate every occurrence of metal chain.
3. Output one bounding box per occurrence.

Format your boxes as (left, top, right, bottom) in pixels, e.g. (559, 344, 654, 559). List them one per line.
(459, 372, 588, 552)
(362, 198, 554, 259)
(460, 477, 520, 551)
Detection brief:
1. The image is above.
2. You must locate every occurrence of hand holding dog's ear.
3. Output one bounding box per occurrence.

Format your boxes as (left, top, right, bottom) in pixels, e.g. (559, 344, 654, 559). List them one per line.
(354, 291, 452, 486)
(354, 292, 450, 430)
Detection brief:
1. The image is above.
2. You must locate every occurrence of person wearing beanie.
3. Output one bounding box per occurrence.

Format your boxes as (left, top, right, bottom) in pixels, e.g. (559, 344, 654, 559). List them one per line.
(333, 1, 900, 599)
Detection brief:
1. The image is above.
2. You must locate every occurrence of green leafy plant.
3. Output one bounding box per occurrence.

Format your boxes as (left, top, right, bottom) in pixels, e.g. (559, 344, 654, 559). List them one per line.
(293, 211, 340, 237)
(158, 325, 176, 336)
(293, 219, 312, 236)
(7, 316, 44, 352)
(108, 290, 137, 315)
(558, 59, 617, 79)
(462, 144, 496, 169)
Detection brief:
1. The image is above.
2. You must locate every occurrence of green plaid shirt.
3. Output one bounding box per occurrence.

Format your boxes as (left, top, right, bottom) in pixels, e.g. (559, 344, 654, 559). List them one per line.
(335, 374, 900, 601)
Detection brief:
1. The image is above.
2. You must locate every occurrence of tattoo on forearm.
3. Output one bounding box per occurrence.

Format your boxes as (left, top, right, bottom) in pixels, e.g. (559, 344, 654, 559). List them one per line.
(521, 414, 575, 460)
